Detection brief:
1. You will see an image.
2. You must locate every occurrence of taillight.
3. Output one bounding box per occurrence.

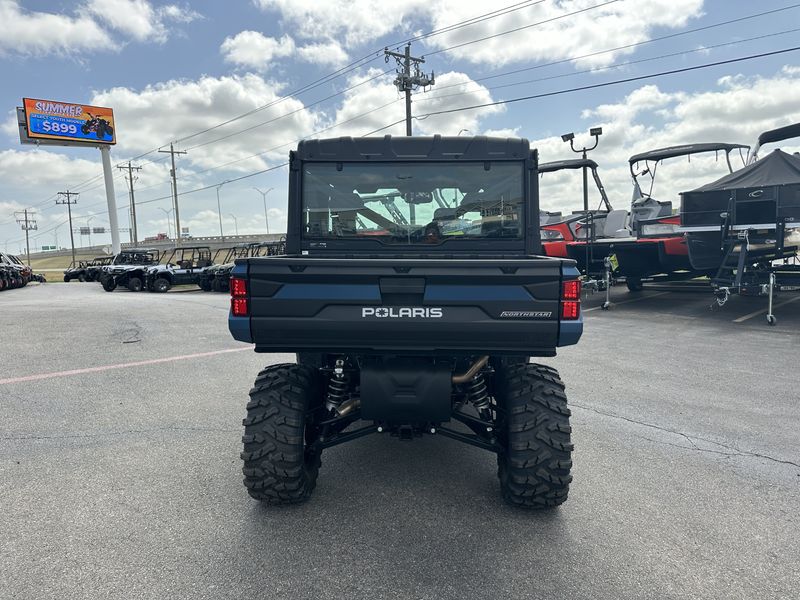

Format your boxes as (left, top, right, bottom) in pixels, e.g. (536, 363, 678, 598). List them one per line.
(561, 279, 581, 320)
(231, 297, 248, 316)
(230, 277, 248, 316)
(562, 279, 581, 300)
(561, 301, 580, 320)
(231, 277, 247, 297)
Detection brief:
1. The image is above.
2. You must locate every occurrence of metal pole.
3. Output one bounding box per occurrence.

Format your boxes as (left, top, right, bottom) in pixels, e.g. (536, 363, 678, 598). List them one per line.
(229, 213, 238, 236)
(159, 144, 187, 244)
(254, 187, 273, 234)
(216, 186, 225, 240)
(67, 199, 76, 266)
(404, 44, 412, 136)
(23, 209, 31, 266)
(99, 145, 121, 254)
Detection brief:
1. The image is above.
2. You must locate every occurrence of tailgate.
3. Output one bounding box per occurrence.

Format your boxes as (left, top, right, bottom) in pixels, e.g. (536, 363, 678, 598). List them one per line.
(233, 256, 572, 355)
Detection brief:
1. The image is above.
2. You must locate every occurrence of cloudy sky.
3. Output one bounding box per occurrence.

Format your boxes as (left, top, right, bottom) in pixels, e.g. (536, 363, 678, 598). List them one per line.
(1, 0, 799, 252)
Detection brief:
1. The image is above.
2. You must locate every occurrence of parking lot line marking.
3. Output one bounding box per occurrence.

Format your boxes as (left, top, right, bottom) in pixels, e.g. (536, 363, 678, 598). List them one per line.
(584, 291, 670, 312)
(0, 347, 251, 386)
(732, 295, 800, 323)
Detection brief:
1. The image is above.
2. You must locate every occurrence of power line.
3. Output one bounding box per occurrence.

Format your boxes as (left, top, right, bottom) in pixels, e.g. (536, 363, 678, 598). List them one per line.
(426, 0, 621, 56)
(424, 3, 800, 95)
(413, 46, 800, 119)
(414, 27, 800, 104)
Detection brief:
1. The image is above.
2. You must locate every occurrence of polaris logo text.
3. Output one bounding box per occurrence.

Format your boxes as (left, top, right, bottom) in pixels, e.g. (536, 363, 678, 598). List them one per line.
(362, 307, 443, 318)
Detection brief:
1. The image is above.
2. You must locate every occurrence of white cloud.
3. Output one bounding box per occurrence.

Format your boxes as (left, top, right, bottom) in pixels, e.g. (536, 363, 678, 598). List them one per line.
(91, 73, 319, 170)
(221, 31, 296, 71)
(221, 32, 350, 71)
(296, 40, 349, 68)
(0, 0, 114, 56)
(86, 0, 201, 43)
(254, 0, 705, 68)
(0, 149, 101, 188)
(254, 0, 428, 46)
(531, 67, 800, 213)
(424, 0, 705, 68)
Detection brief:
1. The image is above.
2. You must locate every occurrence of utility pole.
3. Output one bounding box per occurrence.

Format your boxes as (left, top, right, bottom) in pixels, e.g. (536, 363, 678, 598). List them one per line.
(56, 190, 79, 266)
(118, 161, 142, 245)
(385, 43, 435, 136)
(14, 209, 37, 266)
(158, 143, 187, 244)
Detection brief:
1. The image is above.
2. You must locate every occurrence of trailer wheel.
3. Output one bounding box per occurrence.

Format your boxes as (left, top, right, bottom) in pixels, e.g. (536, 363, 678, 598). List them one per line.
(241, 364, 323, 505)
(626, 277, 643, 292)
(495, 363, 573, 509)
(766, 314, 777, 326)
(127, 277, 143, 292)
(102, 277, 117, 292)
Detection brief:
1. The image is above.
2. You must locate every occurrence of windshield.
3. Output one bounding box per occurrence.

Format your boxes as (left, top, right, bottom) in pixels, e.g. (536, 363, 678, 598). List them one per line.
(302, 161, 524, 244)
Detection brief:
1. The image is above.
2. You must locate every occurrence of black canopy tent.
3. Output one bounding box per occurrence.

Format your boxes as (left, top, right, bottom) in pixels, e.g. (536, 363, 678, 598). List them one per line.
(681, 149, 800, 228)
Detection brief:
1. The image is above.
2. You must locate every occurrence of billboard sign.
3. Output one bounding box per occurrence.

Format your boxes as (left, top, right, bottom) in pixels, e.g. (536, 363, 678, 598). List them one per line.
(22, 98, 116, 145)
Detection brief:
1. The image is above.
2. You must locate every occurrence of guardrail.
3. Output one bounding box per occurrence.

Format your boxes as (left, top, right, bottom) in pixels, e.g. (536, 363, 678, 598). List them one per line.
(24, 234, 287, 261)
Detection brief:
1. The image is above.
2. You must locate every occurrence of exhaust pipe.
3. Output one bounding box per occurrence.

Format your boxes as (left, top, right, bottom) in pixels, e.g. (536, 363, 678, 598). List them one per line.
(452, 355, 489, 384)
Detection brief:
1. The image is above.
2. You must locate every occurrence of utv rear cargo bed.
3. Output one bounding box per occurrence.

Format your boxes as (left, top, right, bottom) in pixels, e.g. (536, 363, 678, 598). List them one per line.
(230, 255, 580, 355)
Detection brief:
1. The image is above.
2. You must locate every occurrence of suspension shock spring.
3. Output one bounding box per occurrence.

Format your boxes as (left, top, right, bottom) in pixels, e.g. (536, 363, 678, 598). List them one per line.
(465, 372, 491, 420)
(325, 359, 350, 412)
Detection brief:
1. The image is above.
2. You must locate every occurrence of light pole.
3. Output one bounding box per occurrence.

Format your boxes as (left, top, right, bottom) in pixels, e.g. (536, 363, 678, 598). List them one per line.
(229, 213, 239, 236)
(215, 180, 231, 240)
(87, 216, 95, 248)
(158, 207, 173, 239)
(254, 187, 273, 234)
(561, 127, 603, 275)
(457, 129, 469, 136)
(54, 221, 67, 249)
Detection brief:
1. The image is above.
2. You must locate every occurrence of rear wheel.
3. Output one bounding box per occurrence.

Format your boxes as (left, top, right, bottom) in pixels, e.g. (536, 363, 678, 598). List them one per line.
(626, 277, 644, 292)
(78, 274, 86, 282)
(127, 277, 143, 292)
(495, 363, 573, 509)
(102, 276, 117, 292)
(241, 364, 323, 505)
(199, 278, 212, 291)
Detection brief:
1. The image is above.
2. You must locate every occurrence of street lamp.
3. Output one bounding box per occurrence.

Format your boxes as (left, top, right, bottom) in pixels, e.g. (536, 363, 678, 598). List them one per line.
(158, 207, 173, 239)
(253, 187, 273, 234)
(457, 129, 469, 136)
(561, 127, 603, 213)
(229, 213, 239, 236)
(561, 127, 603, 276)
(215, 180, 231, 240)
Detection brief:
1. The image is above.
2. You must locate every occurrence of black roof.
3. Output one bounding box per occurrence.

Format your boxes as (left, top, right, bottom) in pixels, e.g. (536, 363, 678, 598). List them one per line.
(629, 143, 749, 165)
(295, 135, 531, 162)
(689, 149, 800, 192)
(757, 122, 800, 147)
(539, 158, 598, 173)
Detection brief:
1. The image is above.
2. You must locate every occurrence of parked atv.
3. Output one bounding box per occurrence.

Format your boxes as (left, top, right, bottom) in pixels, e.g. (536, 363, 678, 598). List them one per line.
(81, 113, 113, 140)
(145, 246, 214, 293)
(64, 260, 89, 282)
(100, 249, 161, 292)
(229, 136, 583, 508)
(0, 252, 31, 288)
(199, 243, 260, 292)
(84, 256, 114, 281)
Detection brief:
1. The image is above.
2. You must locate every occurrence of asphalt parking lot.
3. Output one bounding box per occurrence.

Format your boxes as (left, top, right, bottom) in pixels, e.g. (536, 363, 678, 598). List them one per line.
(1, 282, 798, 600)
